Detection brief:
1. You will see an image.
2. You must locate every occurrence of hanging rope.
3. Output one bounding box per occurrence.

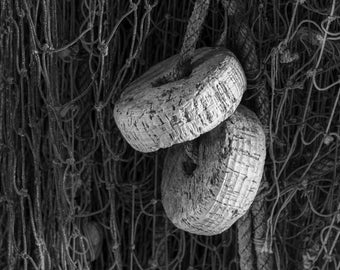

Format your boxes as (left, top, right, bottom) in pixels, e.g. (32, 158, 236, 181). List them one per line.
(154, 0, 210, 86)
(175, 0, 210, 163)
(237, 211, 256, 270)
(219, 1, 273, 269)
(251, 177, 274, 270)
(174, 0, 210, 79)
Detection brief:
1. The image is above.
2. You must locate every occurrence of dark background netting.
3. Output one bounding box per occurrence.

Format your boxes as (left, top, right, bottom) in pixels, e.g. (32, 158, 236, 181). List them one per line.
(1, 0, 340, 269)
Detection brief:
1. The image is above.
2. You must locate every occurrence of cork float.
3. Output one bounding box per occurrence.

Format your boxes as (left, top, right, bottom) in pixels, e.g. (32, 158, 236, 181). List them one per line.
(114, 45, 266, 236)
(161, 105, 266, 236)
(113, 47, 246, 153)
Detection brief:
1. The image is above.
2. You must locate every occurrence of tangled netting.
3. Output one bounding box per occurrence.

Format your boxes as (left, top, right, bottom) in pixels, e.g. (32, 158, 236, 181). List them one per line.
(1, 0, 340, 269)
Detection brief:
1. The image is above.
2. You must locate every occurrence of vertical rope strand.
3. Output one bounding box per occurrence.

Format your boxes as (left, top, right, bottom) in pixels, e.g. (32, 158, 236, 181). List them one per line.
(221, 1, 274, 269)
(237, 211, 256, 270)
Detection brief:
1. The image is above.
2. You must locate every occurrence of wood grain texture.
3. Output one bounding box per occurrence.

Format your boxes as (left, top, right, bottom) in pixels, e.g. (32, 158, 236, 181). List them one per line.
(161, 105, 266, 236)
(114, 47, 246, 152)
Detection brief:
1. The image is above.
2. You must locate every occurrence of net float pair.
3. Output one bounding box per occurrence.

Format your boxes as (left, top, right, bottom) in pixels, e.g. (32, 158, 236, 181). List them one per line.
(114, 47, 266, 235)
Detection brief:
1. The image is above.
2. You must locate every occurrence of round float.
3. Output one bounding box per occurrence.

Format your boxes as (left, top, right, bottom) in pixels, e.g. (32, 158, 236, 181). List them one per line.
(161, 105, 266, 236)
(114, 47, 246, 152)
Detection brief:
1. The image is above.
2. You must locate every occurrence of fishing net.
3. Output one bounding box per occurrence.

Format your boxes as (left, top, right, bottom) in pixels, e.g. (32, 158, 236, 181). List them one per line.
(1, 0, 340, 269)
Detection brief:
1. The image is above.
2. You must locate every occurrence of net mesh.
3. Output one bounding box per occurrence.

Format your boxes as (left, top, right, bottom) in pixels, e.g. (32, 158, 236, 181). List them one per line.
(1, 0, 340, 269)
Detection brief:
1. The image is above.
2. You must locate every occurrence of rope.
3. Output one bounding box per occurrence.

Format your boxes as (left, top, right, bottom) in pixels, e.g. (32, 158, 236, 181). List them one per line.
(184, 140, 199, 165)
(250, 177, 274, 270)
(170, 0, 210, 163)
(178, 0, 210, 69)
(219, 1, 258, 79)
(237, 211, 256, 270)
(221, 2, 258, 268)
(220, 0, 244, 16)
(157, 0, 210, 83)
(221, 1, 274, 269)
(221, 0, 271, 143)
(229, 10, 272, 267)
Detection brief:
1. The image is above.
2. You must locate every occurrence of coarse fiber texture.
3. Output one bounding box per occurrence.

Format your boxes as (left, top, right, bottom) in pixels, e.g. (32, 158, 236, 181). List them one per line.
(161, 105, 266, 236)
(114, 47, 246, 152)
